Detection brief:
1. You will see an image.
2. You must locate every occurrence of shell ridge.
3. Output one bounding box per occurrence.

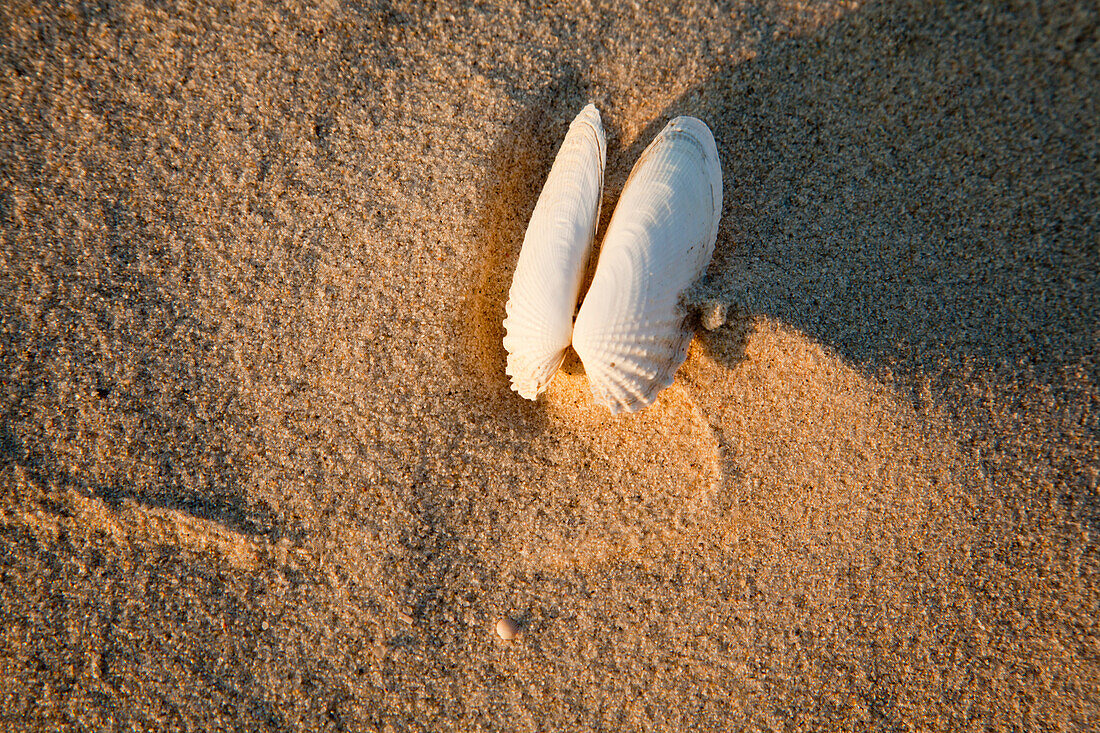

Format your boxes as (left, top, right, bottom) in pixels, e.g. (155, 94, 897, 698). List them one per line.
(600, 368, 644, 414)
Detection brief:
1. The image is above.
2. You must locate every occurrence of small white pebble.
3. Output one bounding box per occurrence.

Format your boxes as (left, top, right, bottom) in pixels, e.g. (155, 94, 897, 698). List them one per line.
(495, 617, 519, 641)
(701, 300, 727, 331)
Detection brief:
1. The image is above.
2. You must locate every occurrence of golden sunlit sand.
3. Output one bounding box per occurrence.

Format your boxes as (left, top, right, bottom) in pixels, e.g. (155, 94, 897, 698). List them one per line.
(1, 0, 1096, 729)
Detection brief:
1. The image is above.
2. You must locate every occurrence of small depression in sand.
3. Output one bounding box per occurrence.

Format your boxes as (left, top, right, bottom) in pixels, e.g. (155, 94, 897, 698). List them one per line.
(492, 349, 725, 572)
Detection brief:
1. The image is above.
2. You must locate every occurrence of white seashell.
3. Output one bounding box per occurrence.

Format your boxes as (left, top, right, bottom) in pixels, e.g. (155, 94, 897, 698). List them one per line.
(495, 616, 519, 640)
(572, 116, 722, 414)
(503, 104, 606, 399)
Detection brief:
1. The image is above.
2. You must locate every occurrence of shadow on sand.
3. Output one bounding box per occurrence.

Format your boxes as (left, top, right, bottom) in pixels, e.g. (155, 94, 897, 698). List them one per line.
(671, 0, 1096, 393)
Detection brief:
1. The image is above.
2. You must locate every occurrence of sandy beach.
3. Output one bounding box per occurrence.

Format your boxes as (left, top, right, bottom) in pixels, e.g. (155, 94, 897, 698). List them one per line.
(1, 0, 1097, 729)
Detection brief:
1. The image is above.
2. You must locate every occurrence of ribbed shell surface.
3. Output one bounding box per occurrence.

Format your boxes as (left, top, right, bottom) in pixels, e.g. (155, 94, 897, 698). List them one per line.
(502, 104, 606, 399)
(572, 116, 722, 414)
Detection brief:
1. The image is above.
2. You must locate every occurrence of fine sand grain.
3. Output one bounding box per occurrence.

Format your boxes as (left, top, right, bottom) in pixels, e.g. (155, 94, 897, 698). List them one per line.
(1, 0, 1097, 730)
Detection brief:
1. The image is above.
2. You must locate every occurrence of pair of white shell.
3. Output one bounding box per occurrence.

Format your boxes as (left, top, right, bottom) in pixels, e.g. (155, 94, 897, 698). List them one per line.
(502, 104, 722, 414)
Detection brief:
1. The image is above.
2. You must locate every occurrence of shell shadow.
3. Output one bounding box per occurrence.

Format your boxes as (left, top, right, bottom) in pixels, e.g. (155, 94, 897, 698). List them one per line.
(648, 0, 1098, 394)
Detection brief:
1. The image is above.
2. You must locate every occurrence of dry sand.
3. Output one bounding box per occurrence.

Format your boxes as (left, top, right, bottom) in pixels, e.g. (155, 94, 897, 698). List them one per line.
(1, 0, 1097, 729)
